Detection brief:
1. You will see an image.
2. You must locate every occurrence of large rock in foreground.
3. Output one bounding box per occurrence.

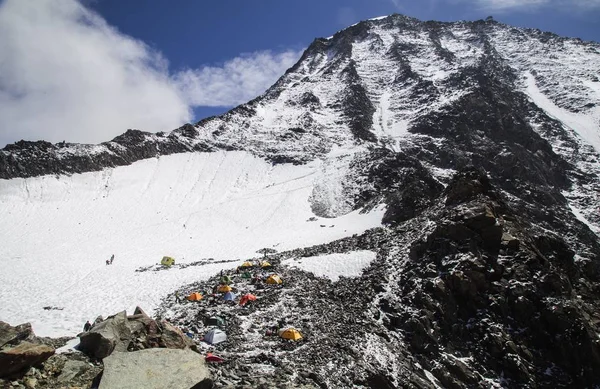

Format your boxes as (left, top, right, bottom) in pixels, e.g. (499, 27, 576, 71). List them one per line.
(78, 311, 131, 359)
(99, 348, 211, 389)
(0, 321, 33, 348)
(0, 342, 54, 378)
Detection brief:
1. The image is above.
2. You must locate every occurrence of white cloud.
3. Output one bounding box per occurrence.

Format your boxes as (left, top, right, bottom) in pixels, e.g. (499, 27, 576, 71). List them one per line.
(389, 0, 403, 10)
(461, 0, 600, 11)
(174, 49, 303, 107)
(0, 0, 302, 146)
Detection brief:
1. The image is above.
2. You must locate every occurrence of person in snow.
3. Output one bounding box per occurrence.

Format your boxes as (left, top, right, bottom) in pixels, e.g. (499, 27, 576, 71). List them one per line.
(175, 291, 181, 304)
(105, 259, 110, 265)
(109, 254, 114, 264)
(83, 321, 92, 332)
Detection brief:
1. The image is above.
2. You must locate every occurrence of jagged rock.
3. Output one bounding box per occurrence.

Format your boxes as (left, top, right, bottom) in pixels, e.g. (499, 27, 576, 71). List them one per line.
(0, 322, 33, 348)
(0, 342, 54, 378)
(159, 320, 194, 349)
(501, 232, 519, 250)
(78, 311, 131, 359)
(23, 377, 37, 388)
(57, 360, 90, 382)
(99, 349, 211, 389)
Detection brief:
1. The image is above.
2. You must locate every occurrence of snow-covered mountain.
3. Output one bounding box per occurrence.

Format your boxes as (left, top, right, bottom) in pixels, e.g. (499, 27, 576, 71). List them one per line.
(1, 14, 600, 387)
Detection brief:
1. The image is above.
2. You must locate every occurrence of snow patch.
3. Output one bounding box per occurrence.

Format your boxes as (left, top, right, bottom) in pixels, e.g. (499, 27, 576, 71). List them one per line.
(525, 72, 600, 153)
(282, 250, 377, 281)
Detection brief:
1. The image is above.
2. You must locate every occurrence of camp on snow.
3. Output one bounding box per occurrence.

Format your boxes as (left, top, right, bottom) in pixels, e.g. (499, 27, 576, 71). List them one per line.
(260, 261, 273, 269)
(205, 316, 226, 327)
(187, 292, 203, 301)
(204, 328, 227, 345)
(279, 328, 303, 341)
(266, 275, 282, 285)
(205, 353, 225, 363)
(220, 275, 232, 284)
(161, 256, 175, 267)
(239, 293, 257, 306)
(217, 284, 232, 293)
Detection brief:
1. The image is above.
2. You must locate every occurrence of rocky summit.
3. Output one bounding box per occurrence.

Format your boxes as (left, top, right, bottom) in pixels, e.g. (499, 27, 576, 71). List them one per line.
(1, 13, 600, 389)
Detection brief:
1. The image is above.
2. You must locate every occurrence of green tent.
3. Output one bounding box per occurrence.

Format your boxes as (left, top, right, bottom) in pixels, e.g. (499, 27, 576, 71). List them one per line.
(205, 316, 226, 327)
(241, 271, 252, 279)
(220, 275, 232, 285)
(161, 256, 175, 267)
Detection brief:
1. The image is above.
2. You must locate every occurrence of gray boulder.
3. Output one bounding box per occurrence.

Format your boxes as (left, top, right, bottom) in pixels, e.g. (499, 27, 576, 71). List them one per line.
(0, 342, 54, 378)
(57, 359, 90, 382)
(160, 320, 194, 349)
(99, 348, 211, 389)
(0, 321, 33, 348)
(78, 311, 131, 359)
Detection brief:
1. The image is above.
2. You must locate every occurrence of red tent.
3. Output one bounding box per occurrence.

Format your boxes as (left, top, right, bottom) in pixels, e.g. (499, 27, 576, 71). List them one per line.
(239, 293, 257, 306)
(205, 353, 225, 363)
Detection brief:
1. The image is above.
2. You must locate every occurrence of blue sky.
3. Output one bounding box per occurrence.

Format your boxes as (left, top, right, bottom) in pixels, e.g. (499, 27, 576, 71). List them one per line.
(0, 0, 599, 145)
(90, 0, 600, 121)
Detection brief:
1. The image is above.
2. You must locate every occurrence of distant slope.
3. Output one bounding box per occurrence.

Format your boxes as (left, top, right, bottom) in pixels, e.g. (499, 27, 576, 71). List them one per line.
(0, 151, 384, 336)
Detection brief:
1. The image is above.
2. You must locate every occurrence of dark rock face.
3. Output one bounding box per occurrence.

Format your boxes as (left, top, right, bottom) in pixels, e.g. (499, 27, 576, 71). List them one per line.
(351, 148, 444, 224)
(78, 307, 195, 360)
(0, 125, 214, 179)
(0, 321, 34, 348)
(156, 161, 600, 387)
(0, 342, 55, 378)
(78, 311, 132, 359)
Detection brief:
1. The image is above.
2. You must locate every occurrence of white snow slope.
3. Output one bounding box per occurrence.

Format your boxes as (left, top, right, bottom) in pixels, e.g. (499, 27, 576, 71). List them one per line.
(282, 250, 377, 281)
(0, 151, 384, 336)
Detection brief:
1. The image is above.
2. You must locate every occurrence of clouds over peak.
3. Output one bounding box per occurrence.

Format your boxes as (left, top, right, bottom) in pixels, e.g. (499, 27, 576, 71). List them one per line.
(175, 50, 302, 107)
(389, 0, 600, 12)
(0, 0, 301, 146)
(457, 0, 600, 11)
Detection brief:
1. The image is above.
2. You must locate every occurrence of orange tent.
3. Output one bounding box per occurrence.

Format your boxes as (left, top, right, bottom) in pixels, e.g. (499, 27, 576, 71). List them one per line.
(239, 293, 257, 306)
(266, 275, 282, 285)
(217, 285, 232, 293)
(187, 292, 203, 301)
(279, 328, 302, 341)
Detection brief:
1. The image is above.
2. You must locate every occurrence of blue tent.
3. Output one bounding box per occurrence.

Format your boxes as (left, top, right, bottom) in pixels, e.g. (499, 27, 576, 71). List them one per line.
(222, 291, 237, 301)
(204, 328, 227, 345)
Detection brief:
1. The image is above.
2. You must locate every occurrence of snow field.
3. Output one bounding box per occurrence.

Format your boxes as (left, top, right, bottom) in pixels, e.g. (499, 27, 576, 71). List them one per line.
(0, 151, 384, 336)
(281, 250, 377, 281)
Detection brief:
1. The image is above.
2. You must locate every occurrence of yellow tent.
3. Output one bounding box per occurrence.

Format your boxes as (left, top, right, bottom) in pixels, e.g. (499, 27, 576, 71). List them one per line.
(260, 261, 272, 268)
(266, 275, 282, 285)
(240, 261, 254, 268)
(161, 256, 175, 267)
(187, 292, 203, 301)
(217, 285, 232, 293)
(279, 328, 302, 341)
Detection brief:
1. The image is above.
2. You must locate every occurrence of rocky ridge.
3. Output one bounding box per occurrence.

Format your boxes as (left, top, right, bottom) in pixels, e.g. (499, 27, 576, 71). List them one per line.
(149, 169, 598, 388)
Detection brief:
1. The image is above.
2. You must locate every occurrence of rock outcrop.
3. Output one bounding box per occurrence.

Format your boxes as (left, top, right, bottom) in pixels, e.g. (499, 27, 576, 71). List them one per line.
(78, 311, 131, 359)
(77, 307, 194, 360)
(0, 342, 55, 378)
(99, 349, 211, 389)
(0, 321, 34, 348)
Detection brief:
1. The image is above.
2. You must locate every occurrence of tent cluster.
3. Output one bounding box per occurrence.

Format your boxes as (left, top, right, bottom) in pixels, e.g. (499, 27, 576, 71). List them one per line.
(173, 256, 303, 348)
